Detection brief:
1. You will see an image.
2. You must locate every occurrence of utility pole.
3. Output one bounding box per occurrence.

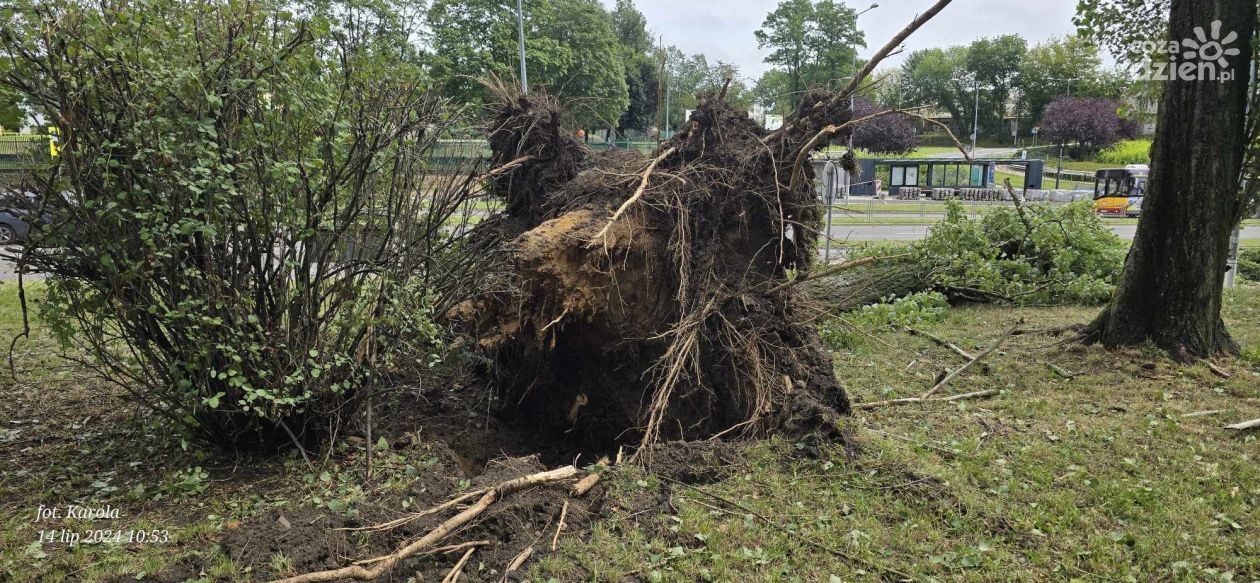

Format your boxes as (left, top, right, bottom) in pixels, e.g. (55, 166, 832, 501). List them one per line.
(970, 77, 979, 153)
(516, 0, 528, 93)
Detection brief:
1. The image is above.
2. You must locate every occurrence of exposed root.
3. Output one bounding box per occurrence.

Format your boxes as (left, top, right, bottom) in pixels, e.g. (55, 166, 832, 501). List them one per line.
(269, 466, 579, 583)
(589, 146, 677, 246)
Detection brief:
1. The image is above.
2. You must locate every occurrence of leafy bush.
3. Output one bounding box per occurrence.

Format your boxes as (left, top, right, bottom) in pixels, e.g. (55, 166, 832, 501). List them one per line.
(820, 291, 949, 349)
(1237, 248, 1260, 283)
(1098, 139, 1152, 165)
(916, 199, 1126, 304)
(2, 0, 490, 448)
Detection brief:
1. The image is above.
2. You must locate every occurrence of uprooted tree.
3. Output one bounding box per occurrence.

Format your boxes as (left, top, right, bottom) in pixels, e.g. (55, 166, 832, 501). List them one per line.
(455, 1, 955, 456)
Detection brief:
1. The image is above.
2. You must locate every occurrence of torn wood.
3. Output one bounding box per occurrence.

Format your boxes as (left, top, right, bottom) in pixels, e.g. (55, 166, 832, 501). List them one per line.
(920, 320, 1021, 399)
(1181, 409, 1226, 418)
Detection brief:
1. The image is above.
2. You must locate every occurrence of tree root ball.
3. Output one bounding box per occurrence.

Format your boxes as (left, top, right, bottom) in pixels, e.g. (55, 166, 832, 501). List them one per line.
(454, 84, 853, 453)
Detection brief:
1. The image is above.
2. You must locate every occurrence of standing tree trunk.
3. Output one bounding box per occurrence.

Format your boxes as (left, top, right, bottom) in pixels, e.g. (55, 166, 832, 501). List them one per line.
(1086, 0, 1255, 358)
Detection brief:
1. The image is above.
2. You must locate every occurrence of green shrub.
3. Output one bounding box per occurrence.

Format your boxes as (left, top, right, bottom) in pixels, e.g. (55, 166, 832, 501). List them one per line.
(821, 291, 949, 349)
(1097, 139, 1152, 165)
(916, 199, 1126, 304)
(3, 0, 485, 448)
(1238, 248, 1260, 282)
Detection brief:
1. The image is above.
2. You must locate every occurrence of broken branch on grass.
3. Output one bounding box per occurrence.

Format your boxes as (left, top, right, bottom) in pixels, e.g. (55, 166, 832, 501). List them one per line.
(920, 319, 1021, 399)
(1225, 418, 1260, 430)
(589, 146, 676, 245)
(854, 388, 998, 410)
(270, 466, 578, 583)
(1181, 409, 1226, 418)
(1047, 363, 1076, 380)
(1205, 360, 1232, 379)
(905, 326, 977, 361)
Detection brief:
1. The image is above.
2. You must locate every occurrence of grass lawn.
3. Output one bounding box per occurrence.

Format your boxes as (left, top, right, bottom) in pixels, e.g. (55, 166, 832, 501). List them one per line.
(2, 280, 1258, 581)
(539, 287, 1260, 581)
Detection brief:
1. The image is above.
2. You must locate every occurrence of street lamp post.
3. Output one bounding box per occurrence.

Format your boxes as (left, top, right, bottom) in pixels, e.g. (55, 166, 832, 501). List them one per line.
(952, 73, 981, 154)
(1048, 77, 1078, 189)
(516, 0, 528, 94)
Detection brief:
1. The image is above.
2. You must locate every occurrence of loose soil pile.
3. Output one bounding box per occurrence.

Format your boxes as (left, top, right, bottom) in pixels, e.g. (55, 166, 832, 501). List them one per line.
(455, 84, 859, 455)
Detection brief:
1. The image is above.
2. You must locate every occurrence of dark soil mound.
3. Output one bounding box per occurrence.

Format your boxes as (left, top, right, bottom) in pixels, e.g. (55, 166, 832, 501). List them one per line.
(455, 84, 858, 458)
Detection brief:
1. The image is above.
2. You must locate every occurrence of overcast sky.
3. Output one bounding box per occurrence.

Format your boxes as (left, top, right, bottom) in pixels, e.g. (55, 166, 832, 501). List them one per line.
(602, 0, 1087, 81)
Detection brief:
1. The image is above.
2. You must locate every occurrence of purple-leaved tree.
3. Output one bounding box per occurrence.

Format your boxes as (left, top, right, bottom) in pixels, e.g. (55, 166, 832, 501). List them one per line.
(1040, 96, 1138, 156)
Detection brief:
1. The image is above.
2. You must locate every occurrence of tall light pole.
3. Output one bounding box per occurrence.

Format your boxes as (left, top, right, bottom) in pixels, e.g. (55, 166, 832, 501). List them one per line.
(516, 0, 528, 94)
(952, 73, 981, 153)
(846, 3, 879, 154)
(1048, 77, 1079, 188)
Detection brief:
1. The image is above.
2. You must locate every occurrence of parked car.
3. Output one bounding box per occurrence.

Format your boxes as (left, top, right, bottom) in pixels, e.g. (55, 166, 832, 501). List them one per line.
(0, 209, 31, 244)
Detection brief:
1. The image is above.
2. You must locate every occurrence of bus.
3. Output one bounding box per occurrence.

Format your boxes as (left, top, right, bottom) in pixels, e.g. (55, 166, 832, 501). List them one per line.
(1093, 165, 1148, 217)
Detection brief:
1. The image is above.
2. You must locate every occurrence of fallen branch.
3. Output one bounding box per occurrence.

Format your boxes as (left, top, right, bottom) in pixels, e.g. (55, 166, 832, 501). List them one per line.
(590, 146, 676, 245)
(339, 489, 488, 533)
(1181, 409, 1226, 418)
(1047, 363, 1076, 380)
(854, 388, 998, 410)
(920, 320, 1021, 399)
(905, 326, 977, 361)
(788, 108, 929, 190)
(1225, 418, 1260, 430)
(1205, 360, 1232, 379)
(352, 540, 490, 566)
(440, 547, 477, 583)
(270, 466, 578, 583)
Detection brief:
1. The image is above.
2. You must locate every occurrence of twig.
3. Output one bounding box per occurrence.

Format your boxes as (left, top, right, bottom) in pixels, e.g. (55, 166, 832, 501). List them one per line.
(551, 500, 569, 551)
(1181, 409, 1226, 418)
(440, 547, 476, 583)
(905, 326, 976, 360)
(854, 388, 998, 410)
(354, 540, 489, 566)
(1047, 363, 1076, 380)
(920, 320, 1021, 399)
(589, 146, 676, 245)
(1205, 360, 1232, 379)
(270, 466, 578, 582)
(1225, 418, 1260, 430)
(788, 109, 929, 190)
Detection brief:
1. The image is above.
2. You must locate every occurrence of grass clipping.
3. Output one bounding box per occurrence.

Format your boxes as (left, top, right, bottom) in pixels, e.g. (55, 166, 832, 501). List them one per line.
(456, 85, 859, 457)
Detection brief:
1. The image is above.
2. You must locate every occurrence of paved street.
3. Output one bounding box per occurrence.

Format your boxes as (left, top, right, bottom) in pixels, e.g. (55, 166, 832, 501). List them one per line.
(825, 223, 1260, 241)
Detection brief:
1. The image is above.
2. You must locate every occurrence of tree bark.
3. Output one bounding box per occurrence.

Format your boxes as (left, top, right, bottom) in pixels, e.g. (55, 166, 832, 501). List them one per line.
(1085, 0, 1254, 358)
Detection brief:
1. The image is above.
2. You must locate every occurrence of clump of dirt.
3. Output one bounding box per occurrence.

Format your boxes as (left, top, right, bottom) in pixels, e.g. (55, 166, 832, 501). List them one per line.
(456, 82, 858, 456)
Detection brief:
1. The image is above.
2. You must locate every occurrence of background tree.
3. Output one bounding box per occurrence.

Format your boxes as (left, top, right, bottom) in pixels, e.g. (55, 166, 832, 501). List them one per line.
(612, 0, 657, 136)
(0, 59, 23, 130)
(426, 0, 628, 130)
(1040, 97, 1137, 157)
(755, 0, 864, 108)
(1084, 0, 1256, 357)
(1017, 36, 1124, 126)
(851, 98, 917, 154)
(900, 46, 969, 136)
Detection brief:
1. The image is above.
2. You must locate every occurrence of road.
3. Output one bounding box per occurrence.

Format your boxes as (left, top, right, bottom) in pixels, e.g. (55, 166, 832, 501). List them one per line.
(825, 223, 1260, 241)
